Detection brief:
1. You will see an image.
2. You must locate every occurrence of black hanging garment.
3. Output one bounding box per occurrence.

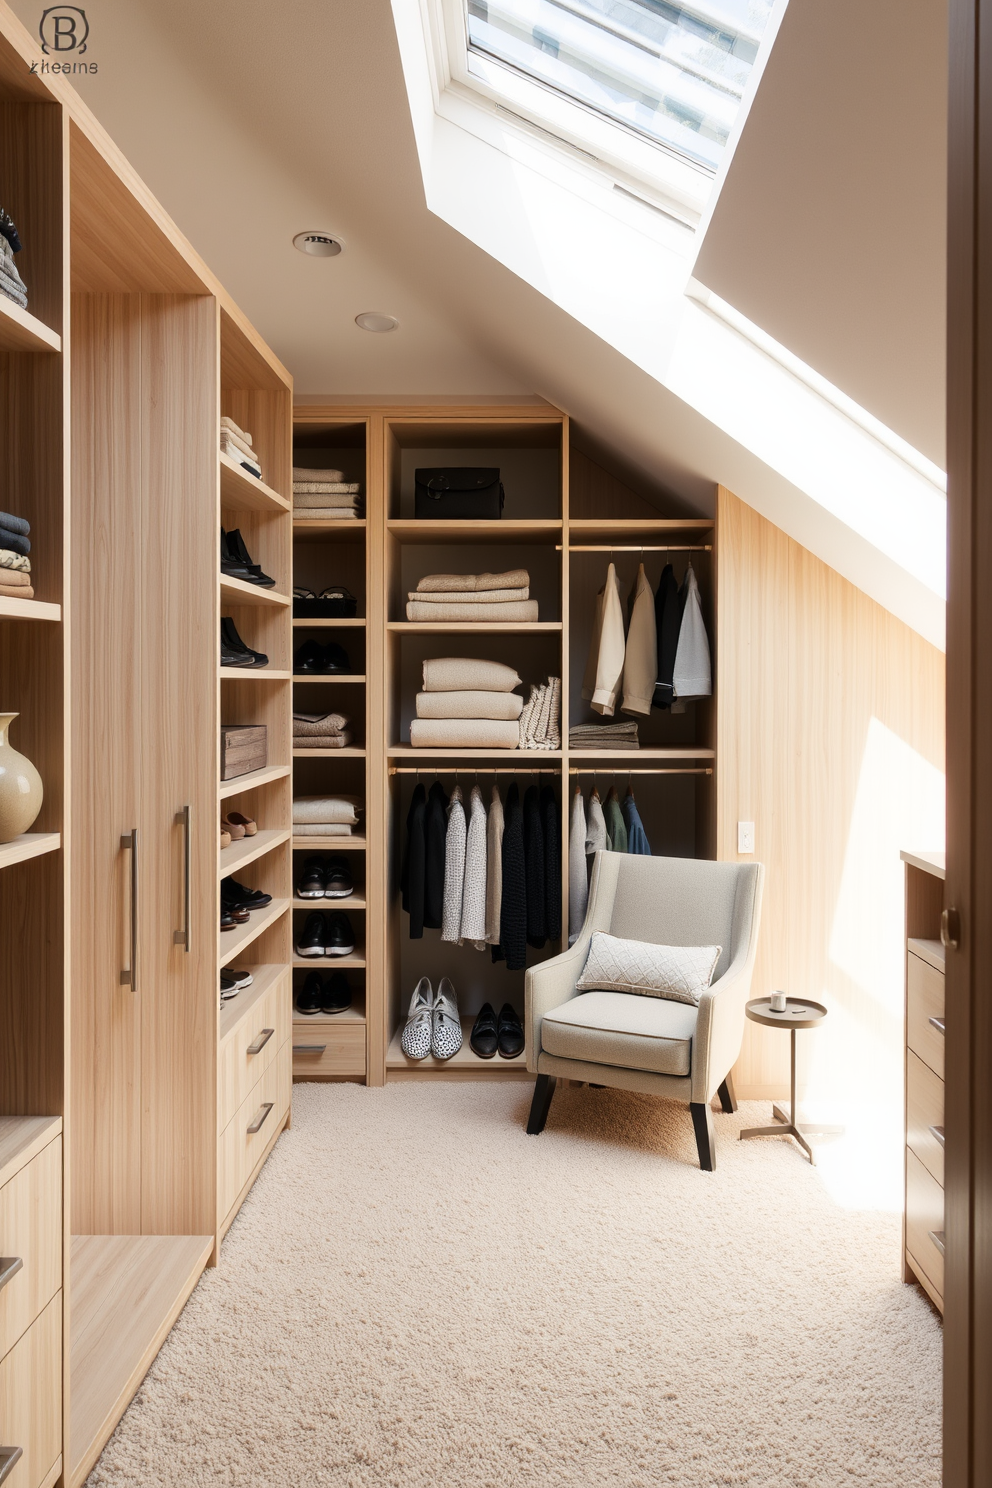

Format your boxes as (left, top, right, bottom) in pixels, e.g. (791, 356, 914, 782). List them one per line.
(523, 785, 547, 949)
(498, 784, 527, 970)
(423, 780, 448, 931)
(400, 783, 427, 938)
(652, 562, 682, 710)
(541, 785, 561, 943)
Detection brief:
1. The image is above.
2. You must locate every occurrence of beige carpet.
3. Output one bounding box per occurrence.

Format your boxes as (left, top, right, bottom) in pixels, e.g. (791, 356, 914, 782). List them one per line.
(87, 1083, 941, 1487)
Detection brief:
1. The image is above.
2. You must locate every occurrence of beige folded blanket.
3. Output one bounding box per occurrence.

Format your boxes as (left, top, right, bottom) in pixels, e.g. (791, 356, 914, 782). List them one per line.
(221, 415, 252, 445)
(294, 508, 363, 520)
(293, 712, 349, 736)
(0, 550, 30, 572)
(417, 569, 529, 593)
(422, 657, 521, 693)
(293, 795, 362, 825)
(293, 823, 354, 837)
(415, 690, 523, 720)
(293, 733, 353, 749)
(410, 718, 519, 750)
(0, 583, 33, 599)
(293, 466, 343, 482)
(221, 429, 256, 462)
(406, 587, 528, 605)
(293, 491, 362, 507)
(405, 600, 539, 623)
(293, 482, 361, 497)
(0, 568, 32, 587)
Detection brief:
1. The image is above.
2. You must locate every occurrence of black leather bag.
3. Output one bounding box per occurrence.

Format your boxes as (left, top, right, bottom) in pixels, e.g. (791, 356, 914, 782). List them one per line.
(414, 467, 504, 519)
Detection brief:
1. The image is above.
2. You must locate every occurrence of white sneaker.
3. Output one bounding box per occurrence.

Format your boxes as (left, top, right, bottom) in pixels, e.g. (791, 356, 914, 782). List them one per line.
(431, 977, 463, 1060)
(401, 977, 433, 1059)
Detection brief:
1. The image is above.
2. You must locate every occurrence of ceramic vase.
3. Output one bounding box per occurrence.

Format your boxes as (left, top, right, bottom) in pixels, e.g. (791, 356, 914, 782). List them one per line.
(0, 713, 43, 842)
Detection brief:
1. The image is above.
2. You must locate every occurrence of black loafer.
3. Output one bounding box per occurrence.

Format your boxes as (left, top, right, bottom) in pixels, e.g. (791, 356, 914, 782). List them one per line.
(221, 909, 237, 932)
(222, 616, 268, 668)
(224, 877, 272, 911)
(497, 1003, 524, 1059)
(296, 856, 326, 898)
(320, 971, 352, 1014)
(324, 858, 353, 898)
(470, 1002, 499, 1059)
(296, 911, 326, 957)
(293, 639, 326, 674)
(324, 911, 355, 956)
(227, 527, 276, 587)
(296, 970, 323, 1014)
(321, 642, 351, 674)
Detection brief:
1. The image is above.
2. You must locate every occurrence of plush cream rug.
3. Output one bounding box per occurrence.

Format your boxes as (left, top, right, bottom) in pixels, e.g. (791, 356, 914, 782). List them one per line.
(87, 1083, 941, 1487)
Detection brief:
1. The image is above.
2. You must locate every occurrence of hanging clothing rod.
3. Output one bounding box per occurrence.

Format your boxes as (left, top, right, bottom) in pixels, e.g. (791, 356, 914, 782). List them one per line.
(569, 767, 713, 776)
(557, 544, 712, 553)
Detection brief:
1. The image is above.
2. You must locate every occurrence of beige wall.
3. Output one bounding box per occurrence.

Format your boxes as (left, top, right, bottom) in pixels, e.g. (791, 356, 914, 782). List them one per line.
(716, 488, 946, 1109)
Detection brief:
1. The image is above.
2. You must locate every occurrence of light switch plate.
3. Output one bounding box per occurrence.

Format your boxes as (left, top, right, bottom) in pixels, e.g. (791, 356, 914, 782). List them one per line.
(738, 821, 755, 854)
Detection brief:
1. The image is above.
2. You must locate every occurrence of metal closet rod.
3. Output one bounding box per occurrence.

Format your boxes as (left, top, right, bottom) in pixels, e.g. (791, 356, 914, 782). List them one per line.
(569, 767, 713, 776)
(388, 765, 558, 775)
(557, 544, 712, 553)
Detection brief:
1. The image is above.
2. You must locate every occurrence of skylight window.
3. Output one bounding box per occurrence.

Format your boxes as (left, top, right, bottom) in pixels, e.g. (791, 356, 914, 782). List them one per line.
(465, 0, 775, 171)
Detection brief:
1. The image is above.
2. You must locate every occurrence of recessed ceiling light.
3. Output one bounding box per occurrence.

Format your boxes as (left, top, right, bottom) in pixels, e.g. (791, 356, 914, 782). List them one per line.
(293, 231, 344, 258)
(355, 312, 399, 332)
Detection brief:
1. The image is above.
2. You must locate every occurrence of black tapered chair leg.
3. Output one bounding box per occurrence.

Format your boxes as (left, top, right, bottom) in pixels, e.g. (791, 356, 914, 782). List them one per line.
(690, 1101, 716, 1170)
(526, 1075, 557, 1134)
(717, 1071, 737, 1114)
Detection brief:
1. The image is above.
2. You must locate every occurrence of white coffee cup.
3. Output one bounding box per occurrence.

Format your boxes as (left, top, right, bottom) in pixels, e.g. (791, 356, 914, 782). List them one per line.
(770, 991, 788, 1013)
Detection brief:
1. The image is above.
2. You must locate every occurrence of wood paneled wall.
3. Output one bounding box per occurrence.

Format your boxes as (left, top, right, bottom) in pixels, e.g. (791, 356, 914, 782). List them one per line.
(716, 487, 945, 1102)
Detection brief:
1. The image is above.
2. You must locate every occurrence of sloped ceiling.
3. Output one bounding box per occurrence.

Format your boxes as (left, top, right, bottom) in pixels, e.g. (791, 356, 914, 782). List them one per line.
(7, 0, 946, 495)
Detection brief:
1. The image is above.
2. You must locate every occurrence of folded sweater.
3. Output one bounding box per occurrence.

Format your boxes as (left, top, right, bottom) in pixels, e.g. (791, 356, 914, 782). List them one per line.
(294, 508, 363, 520)
(0, 551, 29, 572)
(293, 711, 349, 736)
(292, 482, 361, 497)
(410, 718, 519, 750)
(293, 822, 354, 837)
(292, 733, 353, 749)
(293, 795, 362, 825)
(293, 466, 343, 482)
(405, 600, 538, 623)
(293, 490, 362, 507)
(221, 415, 252, 445)
(0, 512, 30, 537)
(0, 568, 31, 587)
(422, 657, 521, 693)
(0, 528, 29, 557)
(415, 689, 523, 721)
(0, 583, 32, 599)
(416, 569, 529, 594)
(220, 427, 256, 462)
(406, 587, 527, 605)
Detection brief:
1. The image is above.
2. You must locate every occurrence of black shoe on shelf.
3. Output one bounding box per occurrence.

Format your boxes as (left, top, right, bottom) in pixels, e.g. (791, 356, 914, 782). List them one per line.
(296, 970, 323, 1014)
(470, 1003, 499, 1059)
(221, 908, 237, 932)
(293, 638, 325, 674)
(321, 642, 351, 674)
(224, 877, 272, 911)
(222, 616, 268, 668)
(296, 856, 326, 899)
(497, 1003, 525, 1060)
(296, 911, 326, 957)
(227, 527, 276, 587)
(220, 970, 240, 999)
(220, 619, 254, 668)
(320, 971, 352, 1014)
(229, 968, 254, 990)
(220, 528, 252, 581)
(324, 912, 355, 957)
(324, 858, 353, 898)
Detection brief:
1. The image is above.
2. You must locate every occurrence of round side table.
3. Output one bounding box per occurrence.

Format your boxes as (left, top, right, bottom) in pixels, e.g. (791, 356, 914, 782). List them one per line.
(740, 996, 828, 1163)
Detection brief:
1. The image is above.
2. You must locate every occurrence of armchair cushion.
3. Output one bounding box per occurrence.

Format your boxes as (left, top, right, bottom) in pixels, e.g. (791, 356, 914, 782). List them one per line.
(541, 991, 697, 1076)
(575, 930, 722, 1005)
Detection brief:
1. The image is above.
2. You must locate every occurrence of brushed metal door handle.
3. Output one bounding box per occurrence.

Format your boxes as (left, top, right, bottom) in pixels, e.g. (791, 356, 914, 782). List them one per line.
(928, 1229, 945, 1256)
(929, 1016, 945, 1035)
(247, 1102, 273, 1135)
(246, 1028, 274, 1056)
(120, 828, 138, 990)
(0, 1447, 23, 1483)
(174, 805, 191, 951)
(929, 1124, 945, 1147)
(0, 1258, 22, 1292)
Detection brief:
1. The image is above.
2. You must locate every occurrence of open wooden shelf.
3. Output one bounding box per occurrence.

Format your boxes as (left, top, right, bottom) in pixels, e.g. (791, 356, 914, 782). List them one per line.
(292, 617, 366, 628)
(388, 746, 559, 761)
(219, 964, 288, 1043)
(293, 1001, 366, 1027)
(292, 947, 367, 969)
(293, 746, 366, 758)
(220, 574, 291, 608)
(69, 1234, 213, 1488)
(219, 827, 291, 878)
(219, 667, 292, 680)
(220, 451, 289, 513)
(292, 673, 366, 683)
(292, 836, 367, 851)
(219, 764, 292, 799)
(566, 746, 716, 760)
(566, 518, 715, 536)
(219, 898, 291, 968)
(0, 832, 61, 870)
(386, 1017, 527, 1072)
(388, 621, 561, 634)
(293, 519, 366, 536)
(0, 296, 61, 355)
(387, 519, 562, 542)
(293, 893, 366, 910)
(0, 596, 61, 621)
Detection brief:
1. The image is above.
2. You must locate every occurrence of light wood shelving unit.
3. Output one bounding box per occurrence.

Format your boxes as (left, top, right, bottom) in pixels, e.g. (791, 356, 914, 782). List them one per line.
(292, 405, 717, 1089)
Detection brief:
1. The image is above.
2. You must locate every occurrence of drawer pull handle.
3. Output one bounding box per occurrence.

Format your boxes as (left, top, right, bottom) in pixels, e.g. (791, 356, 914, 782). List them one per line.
(929, 1124, 945, 1147)
(0, 1447, 22, 1483)
(247, 1102, 274, 1135)
(928, 1229, 946, 1256)
(0, 1258, 22, 1292)
(246, 1028, 274, 1056)
(119, 828, 138, 990)
(941, 907, 960, 950)
(293, 1043, 327, 1054)
(929, 1016, 945, 1035)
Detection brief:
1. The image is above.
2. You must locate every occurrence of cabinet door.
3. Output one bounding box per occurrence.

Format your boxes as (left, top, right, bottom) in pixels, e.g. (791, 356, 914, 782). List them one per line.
(70, 294, 142, 1233)
(137, 296, 217, 1236)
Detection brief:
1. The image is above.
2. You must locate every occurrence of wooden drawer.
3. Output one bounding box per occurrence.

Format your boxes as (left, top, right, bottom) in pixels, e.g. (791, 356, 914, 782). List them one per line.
(906, 1148, 944, 1303)
(0, 1137, 60, 1363)
(0, 1293, 61, 1488)
(293, 1019, 366, 1078)
(219, 971, 291, 1131)
(908, 952, 944, 1077)
(907, 1049, 944, 1186)
(219, 1039, 291, 1223)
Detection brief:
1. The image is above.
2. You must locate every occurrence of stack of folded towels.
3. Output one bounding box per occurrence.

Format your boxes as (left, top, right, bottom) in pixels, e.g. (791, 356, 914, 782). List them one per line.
(0, 233, 27, 310)
(405, 569, 537, 623)
(293, 710, 353, 750)
(293, 467, 364, 520)
(293, 795, 363, 837)
(410, 658, 523, 749)
(518, 677, 562, 750)
(0, 510, 32, 599)
(569, 719, 640, 750)
(221, 416, 262, 479)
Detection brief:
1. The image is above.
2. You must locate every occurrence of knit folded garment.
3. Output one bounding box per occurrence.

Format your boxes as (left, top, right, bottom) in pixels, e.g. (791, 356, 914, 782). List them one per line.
(293, 822, 354, 836)
(220, 423, 255, 458)
(406, 587, 528, 605)
(415, 689, 523, 720)
(0, 512, 30, 537)
(518, 677, 561, 750)
(293, 795, 362, 825)
(294, 508, 362, 520)
(0, 528, 29, 557)
(293, 466, 343, 482)
(221, 434, 260, 470)
(0, 568, 31, 587)
(409, 718, 519, 750)
(292, 733, 353, 749)
(569, 721, 639, 738)
(0, 283, 27, 309)
(405, 600, 539, 623)
(293, 490, 362, 507)
(0, 583, 32, 599)
(570, 739, 640, 750)
(0, 550, 30, 573)
(292, 483, 361, 497)
(422, 657, 522, 693)
(416, 569, 529, 593)
(221, 415, 251, 444)
(293, 711, 349, 736)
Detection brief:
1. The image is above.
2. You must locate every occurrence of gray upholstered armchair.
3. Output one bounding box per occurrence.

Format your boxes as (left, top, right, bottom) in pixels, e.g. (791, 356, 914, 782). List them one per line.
(524, 852, 765, 1169)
